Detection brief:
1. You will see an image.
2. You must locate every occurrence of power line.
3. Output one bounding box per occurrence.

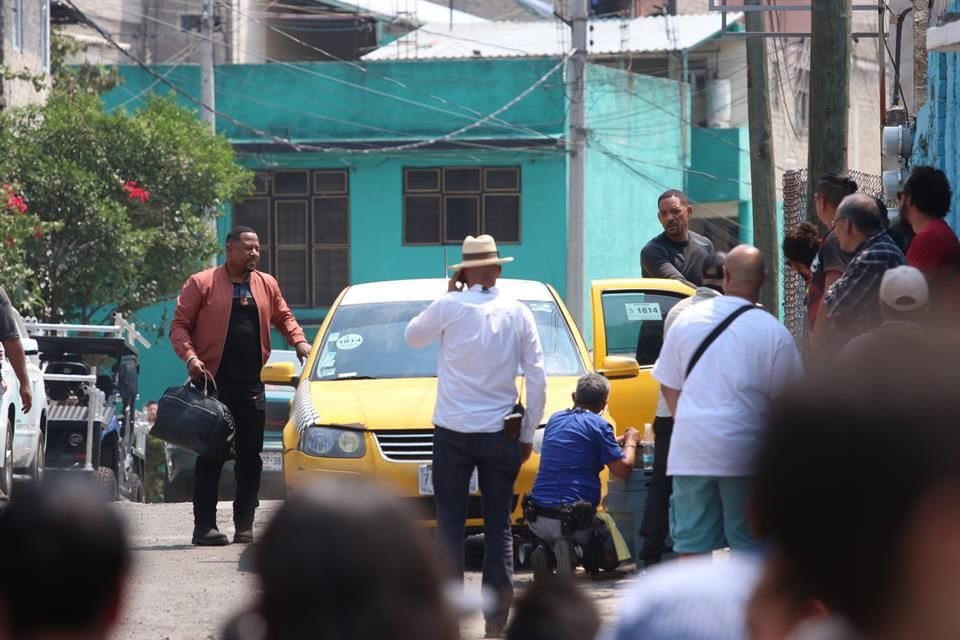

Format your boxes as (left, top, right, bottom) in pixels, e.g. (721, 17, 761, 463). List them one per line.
(106, 42, 197, 113)
(89, 4, 559, 141)
(68, 0, 571, 156)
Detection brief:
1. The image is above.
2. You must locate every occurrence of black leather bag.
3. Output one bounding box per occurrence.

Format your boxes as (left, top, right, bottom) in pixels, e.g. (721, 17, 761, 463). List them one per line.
(153, 374, 236, 462)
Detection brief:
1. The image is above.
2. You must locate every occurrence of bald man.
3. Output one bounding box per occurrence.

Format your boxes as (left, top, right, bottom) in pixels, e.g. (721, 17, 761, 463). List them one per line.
(824, 194, 906, 347)
(652, 245, 803, 555)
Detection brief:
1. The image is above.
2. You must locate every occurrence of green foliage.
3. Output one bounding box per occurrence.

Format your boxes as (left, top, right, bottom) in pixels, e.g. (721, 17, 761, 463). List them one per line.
(50, 33, 120, 96)
(0, 91, 252, 321)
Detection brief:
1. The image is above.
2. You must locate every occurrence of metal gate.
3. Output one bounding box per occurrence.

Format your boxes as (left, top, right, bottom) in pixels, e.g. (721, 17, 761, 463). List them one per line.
(781, 169, 886, 344)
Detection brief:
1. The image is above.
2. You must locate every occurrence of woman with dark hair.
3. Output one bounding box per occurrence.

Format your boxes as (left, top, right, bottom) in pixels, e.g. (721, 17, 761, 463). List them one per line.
(808, 172, 858, 352)
(783, 222, 822, 339)
(223, 480, 460, 640)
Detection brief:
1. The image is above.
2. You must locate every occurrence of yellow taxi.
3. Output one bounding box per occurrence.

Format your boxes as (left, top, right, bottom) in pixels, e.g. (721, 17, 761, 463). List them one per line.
(263, 277, 692, 529)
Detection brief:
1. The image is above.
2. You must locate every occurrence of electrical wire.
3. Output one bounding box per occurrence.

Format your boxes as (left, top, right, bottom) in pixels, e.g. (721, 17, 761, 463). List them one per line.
(106, 42, 197, 113)
(67, 0, 572, 156)
(86, 3, 560, 141)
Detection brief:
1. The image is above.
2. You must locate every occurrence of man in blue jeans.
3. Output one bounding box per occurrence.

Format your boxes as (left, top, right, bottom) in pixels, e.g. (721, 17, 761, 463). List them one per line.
(405, 234, 546, 638)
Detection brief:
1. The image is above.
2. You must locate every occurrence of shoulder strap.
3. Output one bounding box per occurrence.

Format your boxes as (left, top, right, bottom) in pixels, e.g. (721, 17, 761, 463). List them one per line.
(685, 305, 757, 379)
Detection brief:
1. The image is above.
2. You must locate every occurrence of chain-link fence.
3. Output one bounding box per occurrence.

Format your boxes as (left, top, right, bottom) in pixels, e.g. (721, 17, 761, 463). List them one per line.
(780, 169, 886, 344)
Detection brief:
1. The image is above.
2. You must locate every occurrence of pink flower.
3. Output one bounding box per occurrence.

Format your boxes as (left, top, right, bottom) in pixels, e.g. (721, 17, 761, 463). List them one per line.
(122, 180, 150, 204)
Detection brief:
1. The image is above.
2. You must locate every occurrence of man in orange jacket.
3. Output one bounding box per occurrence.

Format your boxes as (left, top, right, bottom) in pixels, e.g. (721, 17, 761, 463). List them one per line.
(170, 226, 311, 546)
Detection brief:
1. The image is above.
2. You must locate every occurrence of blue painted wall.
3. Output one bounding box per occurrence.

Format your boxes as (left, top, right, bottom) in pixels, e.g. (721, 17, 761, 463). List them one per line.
(911, 0, 960, 230)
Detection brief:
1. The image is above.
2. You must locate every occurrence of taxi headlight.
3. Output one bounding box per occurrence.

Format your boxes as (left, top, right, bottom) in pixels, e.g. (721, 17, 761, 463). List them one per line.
(532, 425, 546, 455)
(300, 426, 366, 458)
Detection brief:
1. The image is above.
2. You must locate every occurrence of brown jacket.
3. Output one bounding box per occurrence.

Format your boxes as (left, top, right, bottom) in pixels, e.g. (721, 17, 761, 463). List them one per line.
(169, 266, 307, 378)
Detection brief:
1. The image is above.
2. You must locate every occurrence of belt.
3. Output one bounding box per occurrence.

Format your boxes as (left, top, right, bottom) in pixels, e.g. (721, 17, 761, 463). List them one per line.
(528, 501, 569, 520)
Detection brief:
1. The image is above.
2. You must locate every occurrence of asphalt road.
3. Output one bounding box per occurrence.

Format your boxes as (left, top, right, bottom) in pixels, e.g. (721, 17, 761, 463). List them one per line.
(112, 501, 632, 639)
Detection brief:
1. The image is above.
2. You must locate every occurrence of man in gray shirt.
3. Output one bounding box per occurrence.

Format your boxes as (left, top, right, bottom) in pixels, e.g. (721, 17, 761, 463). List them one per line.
(641, 190, 715, 287)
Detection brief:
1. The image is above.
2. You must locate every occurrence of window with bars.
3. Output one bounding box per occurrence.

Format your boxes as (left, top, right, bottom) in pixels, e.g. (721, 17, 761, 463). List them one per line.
(233, 169, 349, 308)
(403, 166, 521, 245)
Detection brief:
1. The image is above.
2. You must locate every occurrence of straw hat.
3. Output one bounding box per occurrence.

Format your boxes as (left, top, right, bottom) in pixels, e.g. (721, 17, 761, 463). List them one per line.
(449, 235, 514, 270)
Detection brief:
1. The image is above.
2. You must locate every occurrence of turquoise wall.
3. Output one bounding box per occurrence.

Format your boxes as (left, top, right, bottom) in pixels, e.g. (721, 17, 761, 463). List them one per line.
(106, 58, 568, 142)
(911, 0, 960, 230)
(582, 66, 688, 340)
(688, 127, 751, 204)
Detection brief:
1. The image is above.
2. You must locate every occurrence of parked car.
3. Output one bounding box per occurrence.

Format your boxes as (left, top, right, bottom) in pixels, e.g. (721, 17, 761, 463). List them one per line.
(263, 277, 692, 530)
(0, 308, 48, 499)
(164, 350, 303, 502)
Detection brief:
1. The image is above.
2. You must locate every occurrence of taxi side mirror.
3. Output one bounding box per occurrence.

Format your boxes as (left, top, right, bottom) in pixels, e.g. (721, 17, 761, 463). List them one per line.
(261, 361, 299, 387)
(599, 355, 640, 379)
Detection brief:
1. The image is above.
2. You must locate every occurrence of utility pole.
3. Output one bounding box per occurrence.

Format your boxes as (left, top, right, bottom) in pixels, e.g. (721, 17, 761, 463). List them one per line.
(200, 0, 216, 134)
(201, 0, 218, 264)
(745, 0, 779, 313)
(806, 0, 851, 218)
(566, 0, 588, 330)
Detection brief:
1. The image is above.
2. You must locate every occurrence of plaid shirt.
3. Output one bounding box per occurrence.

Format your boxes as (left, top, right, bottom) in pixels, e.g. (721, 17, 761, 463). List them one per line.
(824, 230, 906, 332)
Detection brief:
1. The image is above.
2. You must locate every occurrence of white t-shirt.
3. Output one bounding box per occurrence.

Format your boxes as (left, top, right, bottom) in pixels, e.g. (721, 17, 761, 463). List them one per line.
(655, 286, 722, 418)
(652, 295, 804, 477)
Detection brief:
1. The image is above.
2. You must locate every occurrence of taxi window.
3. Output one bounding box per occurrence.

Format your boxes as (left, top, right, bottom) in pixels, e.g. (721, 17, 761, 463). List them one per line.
(600, 291, 687, 364)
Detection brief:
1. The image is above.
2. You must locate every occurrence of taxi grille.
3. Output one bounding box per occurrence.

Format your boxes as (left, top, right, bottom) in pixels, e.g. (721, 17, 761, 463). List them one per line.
(373, 430, 433, 462)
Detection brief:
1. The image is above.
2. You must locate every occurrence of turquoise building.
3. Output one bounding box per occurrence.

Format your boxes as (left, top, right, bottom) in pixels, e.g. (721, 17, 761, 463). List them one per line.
(103, 47, 749, 403)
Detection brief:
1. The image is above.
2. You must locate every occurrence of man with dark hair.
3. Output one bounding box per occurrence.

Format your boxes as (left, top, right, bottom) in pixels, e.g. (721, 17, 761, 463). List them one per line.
(170, 226, 311, 546)
(900, 166, 960, 311)
(641, 190, 714, 287)
(507, 577, 601, 640)
(0, 483, 130, 640)
(526, 373, 638, 578)
(640, 251, 726, 566)
(752, 341, 960, 639)
(824, 194, 906, 344)
(808, 172, 857, 351)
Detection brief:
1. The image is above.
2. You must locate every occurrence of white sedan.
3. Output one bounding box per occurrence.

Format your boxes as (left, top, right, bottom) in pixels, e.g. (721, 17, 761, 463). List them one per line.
(0, 307, 48, 499)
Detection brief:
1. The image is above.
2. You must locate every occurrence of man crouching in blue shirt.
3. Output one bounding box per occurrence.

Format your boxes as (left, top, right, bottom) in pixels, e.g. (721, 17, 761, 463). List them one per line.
(525, 373, 639, 579)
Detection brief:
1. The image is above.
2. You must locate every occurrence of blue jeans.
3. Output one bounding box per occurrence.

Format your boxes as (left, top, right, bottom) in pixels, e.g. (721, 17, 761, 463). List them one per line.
(669, 475, 756, 554)
(432, 426, 521, 624)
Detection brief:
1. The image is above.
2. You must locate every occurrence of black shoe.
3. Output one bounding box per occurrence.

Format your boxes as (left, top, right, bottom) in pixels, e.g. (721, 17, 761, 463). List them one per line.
(192, 527, 229, 546)
(233, 529, 254, 544)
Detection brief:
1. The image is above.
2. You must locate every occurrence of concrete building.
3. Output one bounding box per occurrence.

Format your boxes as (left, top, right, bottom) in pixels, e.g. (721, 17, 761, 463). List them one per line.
(1, 0, 51, 109)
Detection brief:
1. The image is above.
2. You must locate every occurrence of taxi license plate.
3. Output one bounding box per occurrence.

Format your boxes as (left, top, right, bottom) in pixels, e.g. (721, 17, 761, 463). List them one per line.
(418, 465, 479, 496)
(261, 451, 283, 472)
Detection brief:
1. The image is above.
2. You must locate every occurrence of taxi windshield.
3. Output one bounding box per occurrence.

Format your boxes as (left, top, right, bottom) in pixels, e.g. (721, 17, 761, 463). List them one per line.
(311, 300, 585, 380)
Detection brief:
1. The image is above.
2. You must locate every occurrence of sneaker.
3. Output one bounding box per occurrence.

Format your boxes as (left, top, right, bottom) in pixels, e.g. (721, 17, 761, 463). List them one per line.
(192, 527, 229, 546)
(233, 529, 254, 544)
(531, 545, 553, 582)
(554, 538, 575, 576)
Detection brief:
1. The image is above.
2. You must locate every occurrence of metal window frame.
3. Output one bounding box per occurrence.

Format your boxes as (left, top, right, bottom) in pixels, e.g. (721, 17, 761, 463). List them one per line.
(483, 167, 521, 192)
(272, 169, 310, 197)
(273, 199, 310, 246)
(403, 194, 443, 245)
(312, 246, 351, 308)
(442, 167, 483, 194)
(442, 194, 481, 244)
(404, 168, 441, 193)
(482, 193, 522, 245)
(252, 172, 270, 195)
(312, 169, 348, 195)
(274, 247, 311, 307)
(312, 195, 350, 247)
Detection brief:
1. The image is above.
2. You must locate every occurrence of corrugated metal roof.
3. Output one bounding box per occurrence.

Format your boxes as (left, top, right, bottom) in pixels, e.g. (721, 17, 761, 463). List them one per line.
(363, 12, 741, 61)
(321, 0, 488, 25)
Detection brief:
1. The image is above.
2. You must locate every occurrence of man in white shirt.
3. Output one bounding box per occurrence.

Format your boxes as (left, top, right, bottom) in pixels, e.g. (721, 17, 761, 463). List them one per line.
(640, 252, 726, 566)
(653, 245, 803, 555)
(405, 234, 546, 638)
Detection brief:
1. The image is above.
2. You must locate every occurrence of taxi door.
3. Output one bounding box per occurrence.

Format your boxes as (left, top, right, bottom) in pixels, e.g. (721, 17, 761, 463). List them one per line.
(590, 279, 693, 435)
